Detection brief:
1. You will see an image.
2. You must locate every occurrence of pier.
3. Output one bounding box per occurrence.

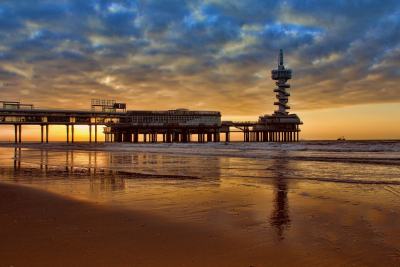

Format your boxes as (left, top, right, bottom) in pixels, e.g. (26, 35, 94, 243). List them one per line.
(0, 50, 302, 143)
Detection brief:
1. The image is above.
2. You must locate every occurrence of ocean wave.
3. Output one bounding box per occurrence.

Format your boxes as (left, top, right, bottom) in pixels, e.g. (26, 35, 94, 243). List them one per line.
(2, 141, 400, 166)
(2, 140, 400, 153)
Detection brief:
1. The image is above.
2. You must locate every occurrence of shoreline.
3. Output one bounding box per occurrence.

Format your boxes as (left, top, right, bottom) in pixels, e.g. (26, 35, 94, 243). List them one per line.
(1, 142, 399, 166)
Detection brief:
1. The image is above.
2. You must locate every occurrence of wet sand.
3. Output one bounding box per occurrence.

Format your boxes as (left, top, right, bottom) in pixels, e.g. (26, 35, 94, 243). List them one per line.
(2, 182, 400, 267)
(1, 142, 400, 266)
(0, 182, 309, 267)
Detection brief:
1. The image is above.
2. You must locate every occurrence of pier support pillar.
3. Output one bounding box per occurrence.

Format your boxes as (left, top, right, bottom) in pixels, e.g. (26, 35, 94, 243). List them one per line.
(94, 125, 98, 143)
(116, 132, 122, 142)
(40, 125, 44, 143)
(173, 133, 179, 142)
(18, 124, 22, 143)
(206, 133, 212, 142)
(66, 125, 70, 143)
(72, 125, 75, 143)
(123, 133, 132, 142)
(225, 132, 230, 142)
(14, 124, 17, 144)
(244, 130, 250, 142)
(89, 125, 92, 143)
(45, 125, 49, 143)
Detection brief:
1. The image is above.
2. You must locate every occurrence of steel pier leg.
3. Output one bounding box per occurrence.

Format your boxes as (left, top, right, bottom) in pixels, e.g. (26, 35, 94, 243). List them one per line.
(89, 125, 92, 143)
(41, 125, 44, 143)
(95, 125, 98, 143)
(14, 124, 17, 144)
(72, 125, 74, 143)
(46, 125, 49, 143)
(18, 125, 22, 143)
(66, 125, 69, 143)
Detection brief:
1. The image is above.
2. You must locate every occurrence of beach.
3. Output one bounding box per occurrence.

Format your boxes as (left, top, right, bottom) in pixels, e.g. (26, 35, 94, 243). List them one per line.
(0, 141, 400, 266)
(1, 182, 284, 267)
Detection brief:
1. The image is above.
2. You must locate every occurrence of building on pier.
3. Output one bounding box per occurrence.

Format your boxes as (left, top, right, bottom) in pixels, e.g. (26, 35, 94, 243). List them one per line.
(105, 109, 221, 143)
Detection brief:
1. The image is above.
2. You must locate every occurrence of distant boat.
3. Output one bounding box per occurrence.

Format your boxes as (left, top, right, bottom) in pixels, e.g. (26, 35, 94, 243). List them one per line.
(337, 136, 346, 141)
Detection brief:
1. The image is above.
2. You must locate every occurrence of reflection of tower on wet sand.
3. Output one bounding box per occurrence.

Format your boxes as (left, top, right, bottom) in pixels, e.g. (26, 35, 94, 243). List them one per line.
(269, 156, 291, 240)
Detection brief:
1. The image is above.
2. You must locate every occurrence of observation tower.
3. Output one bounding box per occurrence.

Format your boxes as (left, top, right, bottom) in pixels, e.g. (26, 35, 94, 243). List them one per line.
(255, 49, 303, 142)
(272, 49, 292, 115)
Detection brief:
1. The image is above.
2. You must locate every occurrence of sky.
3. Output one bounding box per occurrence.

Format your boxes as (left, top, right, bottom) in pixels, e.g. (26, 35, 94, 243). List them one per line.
(0, 0, 399, 140)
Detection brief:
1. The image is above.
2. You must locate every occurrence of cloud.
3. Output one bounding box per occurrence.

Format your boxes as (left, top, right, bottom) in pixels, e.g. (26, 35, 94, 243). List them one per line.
(0, 0, 399, 114)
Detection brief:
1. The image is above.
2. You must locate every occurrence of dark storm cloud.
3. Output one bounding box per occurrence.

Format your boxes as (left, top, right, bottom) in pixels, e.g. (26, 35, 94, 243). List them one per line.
(0, 0, 399, 113)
